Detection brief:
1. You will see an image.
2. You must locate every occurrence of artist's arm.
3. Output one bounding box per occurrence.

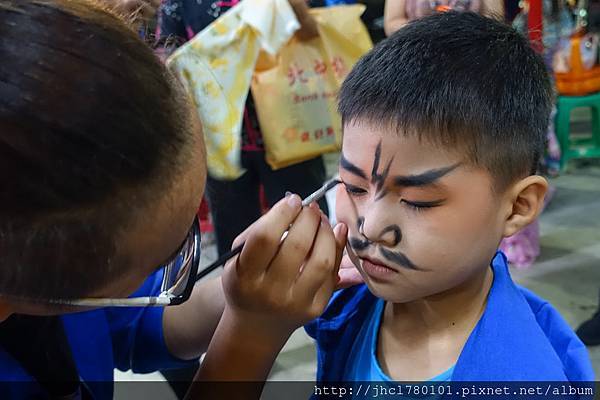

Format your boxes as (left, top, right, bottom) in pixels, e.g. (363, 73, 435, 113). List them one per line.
(384, 0, 408, 36)
(289, 0, 319, 40)
(162, 217, 359, 361)
(162, 253, 360, 361)
(162, 277, 225, 361)
(482, 0, 504, 19)
(186, 196, 347, 399)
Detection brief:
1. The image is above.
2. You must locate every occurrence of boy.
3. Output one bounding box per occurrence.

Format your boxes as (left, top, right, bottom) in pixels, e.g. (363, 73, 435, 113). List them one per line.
(306, 11, 594, 383)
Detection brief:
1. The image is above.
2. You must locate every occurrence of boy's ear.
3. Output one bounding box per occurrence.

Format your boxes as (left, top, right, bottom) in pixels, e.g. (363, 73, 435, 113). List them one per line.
(502, 175, 548, 238)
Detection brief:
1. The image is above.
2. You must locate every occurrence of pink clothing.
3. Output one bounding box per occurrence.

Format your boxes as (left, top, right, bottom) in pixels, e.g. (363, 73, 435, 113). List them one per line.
(499, 221, 541, 269)
(499, 185, 557, 268)
(405, 0, 482, 21)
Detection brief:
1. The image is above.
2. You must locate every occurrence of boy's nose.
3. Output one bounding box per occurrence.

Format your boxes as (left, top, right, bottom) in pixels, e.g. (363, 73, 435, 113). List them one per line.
(359, 215, 402, 248)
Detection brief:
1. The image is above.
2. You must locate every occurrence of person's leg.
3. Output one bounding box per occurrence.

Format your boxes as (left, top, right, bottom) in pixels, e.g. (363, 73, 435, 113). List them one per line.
(259, 155, 329, 215)
(205, 153, 262, 256)
(576, 289, 600, 346)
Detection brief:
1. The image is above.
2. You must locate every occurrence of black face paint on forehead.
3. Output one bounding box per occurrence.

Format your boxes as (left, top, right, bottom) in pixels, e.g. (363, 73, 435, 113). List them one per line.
(340, 155, 368, 180)
(371, 141, 394, 202)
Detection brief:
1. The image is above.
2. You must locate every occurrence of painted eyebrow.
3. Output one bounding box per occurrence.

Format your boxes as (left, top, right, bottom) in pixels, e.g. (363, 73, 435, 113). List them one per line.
(340, 154, 368, 180)
(393, 163, 460, 188)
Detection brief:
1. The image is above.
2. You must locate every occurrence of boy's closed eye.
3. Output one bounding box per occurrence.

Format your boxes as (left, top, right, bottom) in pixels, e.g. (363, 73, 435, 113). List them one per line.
(342, 182, 445, 212)
(339, 153, 457, 210)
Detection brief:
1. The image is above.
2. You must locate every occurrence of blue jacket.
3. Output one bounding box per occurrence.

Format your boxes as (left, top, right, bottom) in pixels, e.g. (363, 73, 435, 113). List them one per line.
(306, 252, 594, 382)
(0, 272, 195, 399)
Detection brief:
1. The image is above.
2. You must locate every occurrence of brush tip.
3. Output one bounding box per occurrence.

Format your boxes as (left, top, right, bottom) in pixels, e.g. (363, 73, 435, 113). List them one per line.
(324, 180, 340, 191)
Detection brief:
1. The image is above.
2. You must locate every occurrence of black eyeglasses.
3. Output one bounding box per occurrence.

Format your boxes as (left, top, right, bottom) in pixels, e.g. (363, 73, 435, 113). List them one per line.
(57, 218, 203, 308)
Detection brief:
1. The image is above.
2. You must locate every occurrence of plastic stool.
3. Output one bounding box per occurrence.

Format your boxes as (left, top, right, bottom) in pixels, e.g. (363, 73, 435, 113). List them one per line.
(555, 93, 600, 171)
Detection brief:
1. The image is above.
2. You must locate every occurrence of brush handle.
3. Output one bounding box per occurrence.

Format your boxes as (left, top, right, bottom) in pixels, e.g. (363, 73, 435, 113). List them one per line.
(194, 179, 341, 282)
(195, 243, 243, 282)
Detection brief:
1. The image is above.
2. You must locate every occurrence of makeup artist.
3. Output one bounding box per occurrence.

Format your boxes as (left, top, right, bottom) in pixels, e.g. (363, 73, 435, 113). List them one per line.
(0, 1, 347, 399)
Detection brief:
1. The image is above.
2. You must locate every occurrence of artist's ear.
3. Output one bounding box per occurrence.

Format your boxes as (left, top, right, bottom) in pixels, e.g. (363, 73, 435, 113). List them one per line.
(0, 301, 13, 322)
(502, 175, 548, 238)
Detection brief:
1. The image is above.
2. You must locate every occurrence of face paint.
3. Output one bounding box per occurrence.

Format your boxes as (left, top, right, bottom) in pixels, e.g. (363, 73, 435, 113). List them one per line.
(340, 155, 368, 180)
(337, 122, 503, 303)
(349, 237, 371, 251)
(380, 247, 418, 270)
(343, 140, 428, 272)
(349, 218, 416, 270)
(349, 216, 370, 250)
(380, 225, 402, 246)
(357, 217, 365, 232)
(370, 141, 395, 202)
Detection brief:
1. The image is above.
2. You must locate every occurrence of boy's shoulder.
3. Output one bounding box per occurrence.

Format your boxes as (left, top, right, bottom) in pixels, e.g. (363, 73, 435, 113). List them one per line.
(516, 285, 594, 381)
(306, 252, 594, 382)
(454, 253, 593, 381)
(305, 283, 379, 381)
(305, 283, 376, 341)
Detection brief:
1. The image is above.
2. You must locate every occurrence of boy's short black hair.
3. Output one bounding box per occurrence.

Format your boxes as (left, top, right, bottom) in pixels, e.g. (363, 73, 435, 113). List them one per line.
(339, 11, 553, 189)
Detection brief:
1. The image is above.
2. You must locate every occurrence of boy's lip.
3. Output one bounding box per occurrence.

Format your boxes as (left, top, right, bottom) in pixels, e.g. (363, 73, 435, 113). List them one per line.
(359, 256, 399, 273)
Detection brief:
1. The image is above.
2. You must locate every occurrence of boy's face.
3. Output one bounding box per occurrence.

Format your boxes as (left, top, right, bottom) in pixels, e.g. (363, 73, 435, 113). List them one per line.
(336, 120, 507, 303)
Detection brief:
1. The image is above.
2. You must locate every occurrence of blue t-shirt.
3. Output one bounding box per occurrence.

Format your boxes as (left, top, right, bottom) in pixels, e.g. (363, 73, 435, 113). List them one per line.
(306, 252, 594, 384)
(325, 0, 356, 4)
(0, 272, 196, 399)
(346, 298, 454, 382)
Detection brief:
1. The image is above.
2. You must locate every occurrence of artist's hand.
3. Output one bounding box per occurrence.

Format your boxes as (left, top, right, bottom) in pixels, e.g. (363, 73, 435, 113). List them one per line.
(101, 0, 161, 25)
(336, 251, 364, 289)
(221, 195, 347, 340)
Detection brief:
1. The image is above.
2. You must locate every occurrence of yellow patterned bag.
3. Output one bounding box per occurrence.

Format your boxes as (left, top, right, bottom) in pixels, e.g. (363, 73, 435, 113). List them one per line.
(168, 0, 300, 179)
(251, 5, 372, 170)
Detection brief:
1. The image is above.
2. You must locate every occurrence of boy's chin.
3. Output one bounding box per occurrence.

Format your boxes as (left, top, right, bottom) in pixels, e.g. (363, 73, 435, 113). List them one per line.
(363, 280, 428, 304)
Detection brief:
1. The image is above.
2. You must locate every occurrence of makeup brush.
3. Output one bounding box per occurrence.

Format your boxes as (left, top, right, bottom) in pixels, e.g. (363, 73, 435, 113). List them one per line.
(195, 178, 342, 282)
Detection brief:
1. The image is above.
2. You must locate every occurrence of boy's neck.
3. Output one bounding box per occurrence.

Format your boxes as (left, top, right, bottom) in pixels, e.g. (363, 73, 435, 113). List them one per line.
(385, 264, 494, 336)
(377, 265, 494, 381)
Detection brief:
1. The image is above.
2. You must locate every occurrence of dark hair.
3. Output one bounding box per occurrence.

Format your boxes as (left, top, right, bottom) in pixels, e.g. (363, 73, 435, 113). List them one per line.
(339, 11, 553, 189)
(0, 0, 193, 300)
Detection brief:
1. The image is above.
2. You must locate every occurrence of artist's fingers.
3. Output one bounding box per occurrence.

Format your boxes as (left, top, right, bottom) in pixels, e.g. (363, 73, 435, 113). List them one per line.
(336, 251, 364, 290)
(266, 204, 321, 287)
(308, 222, 347, 312)
(333, 222, 348, 277)
(230, 193, 297, 250)
(230, 220, 256, 251)
(237, 195, 302, 279)
(294, 215, 339, 312)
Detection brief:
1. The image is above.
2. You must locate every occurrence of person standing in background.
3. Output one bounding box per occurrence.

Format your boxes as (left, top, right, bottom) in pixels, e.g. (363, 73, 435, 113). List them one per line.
(158, 0, 330, 259)
(157, 1, 330, 396)
(383, 0, 504, 35)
